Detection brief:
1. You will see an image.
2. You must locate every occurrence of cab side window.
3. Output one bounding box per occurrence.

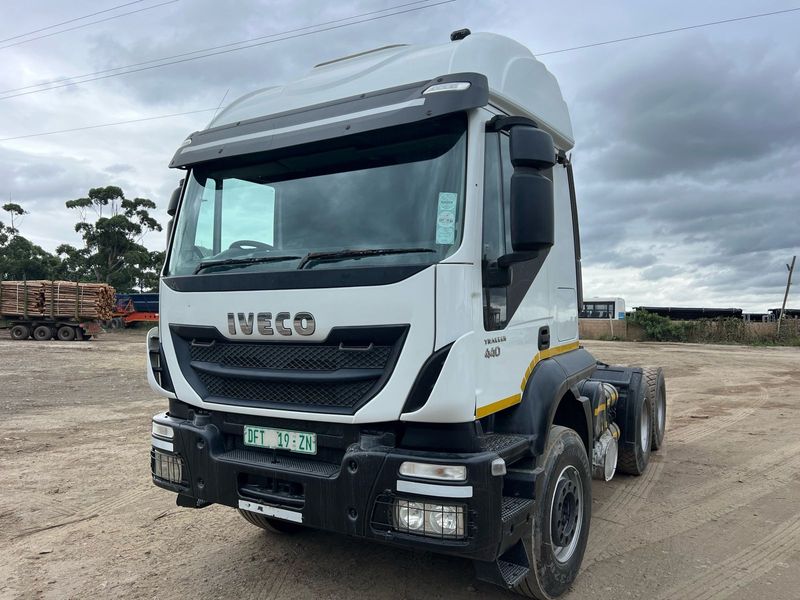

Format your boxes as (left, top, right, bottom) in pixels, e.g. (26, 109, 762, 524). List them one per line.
(482, 129, 553, 331)
(482, 132, 513, 330)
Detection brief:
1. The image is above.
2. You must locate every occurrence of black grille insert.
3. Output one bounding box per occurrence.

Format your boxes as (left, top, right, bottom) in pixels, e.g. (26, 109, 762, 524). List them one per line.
(191, 341, 392, 371)
(171, 325, 408, 414)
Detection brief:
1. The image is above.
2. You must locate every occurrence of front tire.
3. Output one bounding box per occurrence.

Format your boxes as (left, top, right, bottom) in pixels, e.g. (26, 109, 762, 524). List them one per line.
(516, 426, 592, 599)
(238, 509, 304, 534)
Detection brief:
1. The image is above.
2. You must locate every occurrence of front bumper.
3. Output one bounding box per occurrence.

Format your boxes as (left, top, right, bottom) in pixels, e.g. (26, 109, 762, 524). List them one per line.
(151, 410, 519, 562)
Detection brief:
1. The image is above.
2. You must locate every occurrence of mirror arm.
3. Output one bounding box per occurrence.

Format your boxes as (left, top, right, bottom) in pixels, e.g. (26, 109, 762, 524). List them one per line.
(497, 251, 539, 268)
(485, 261, 512, 287)
(485, 115, 538, 132)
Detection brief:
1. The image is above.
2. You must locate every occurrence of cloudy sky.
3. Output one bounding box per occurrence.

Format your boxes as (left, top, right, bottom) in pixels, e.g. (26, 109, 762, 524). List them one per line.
(1, 0, 798, 311)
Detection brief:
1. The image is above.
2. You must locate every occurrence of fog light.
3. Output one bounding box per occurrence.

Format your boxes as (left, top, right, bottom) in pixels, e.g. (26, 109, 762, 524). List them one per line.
(152, 422, 174, 439)
(393, 498, 466, 539)
(399, 462, 466, 481)
(152, 449, 183, 484)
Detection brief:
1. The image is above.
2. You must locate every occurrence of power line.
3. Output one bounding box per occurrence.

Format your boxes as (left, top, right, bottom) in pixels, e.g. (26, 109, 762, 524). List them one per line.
(0, 0, 452, 99)
(3, 3, 794, 141)
(0, 0, 436, 95)
(0, 0, 179, 51)
(0, 108, 217, 142)
(0, 0, 148, 44)
(535, 6, 800, 56)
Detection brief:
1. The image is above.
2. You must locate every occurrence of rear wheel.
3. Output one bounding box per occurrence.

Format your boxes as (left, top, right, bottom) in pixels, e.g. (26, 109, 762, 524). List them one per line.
(32, 325, 53, 341)
(515, 426, 592, 599)
(57, 326, 77, 341)
(617, 381, 652, 475)
(10, 324, 30, 340)
(644, 367, 666, 451)
(238, 509, 304, 534)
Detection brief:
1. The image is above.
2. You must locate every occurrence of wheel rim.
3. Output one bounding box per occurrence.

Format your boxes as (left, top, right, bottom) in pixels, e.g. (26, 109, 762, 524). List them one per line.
(640, 396, 651, 452)
(657, 386, 666, 434)
(550, 465, 584, 563)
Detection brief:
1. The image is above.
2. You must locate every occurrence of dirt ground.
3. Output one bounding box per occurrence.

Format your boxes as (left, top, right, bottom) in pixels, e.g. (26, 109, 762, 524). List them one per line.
(1, 332, 798, 600)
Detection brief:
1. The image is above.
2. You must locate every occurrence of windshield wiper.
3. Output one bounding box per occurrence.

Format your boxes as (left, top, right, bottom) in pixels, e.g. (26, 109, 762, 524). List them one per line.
(193, 255, 301, 275)
(296, 248, 436, 270)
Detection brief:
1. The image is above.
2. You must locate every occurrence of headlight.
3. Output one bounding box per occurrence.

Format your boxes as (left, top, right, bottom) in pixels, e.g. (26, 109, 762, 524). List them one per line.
(393, 498, 466, 539)
(395, 499, 425, 531)
(152, 449, 184, 484)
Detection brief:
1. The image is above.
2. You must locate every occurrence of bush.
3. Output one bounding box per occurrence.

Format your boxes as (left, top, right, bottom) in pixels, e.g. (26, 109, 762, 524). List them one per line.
(628, 310, 687, 342)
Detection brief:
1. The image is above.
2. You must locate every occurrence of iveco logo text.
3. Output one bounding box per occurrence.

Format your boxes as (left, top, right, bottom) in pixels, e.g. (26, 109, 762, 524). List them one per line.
(227, 312, 316, 336)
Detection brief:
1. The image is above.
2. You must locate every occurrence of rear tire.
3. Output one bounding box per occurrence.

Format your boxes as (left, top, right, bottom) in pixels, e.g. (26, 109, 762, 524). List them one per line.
(617, 381, 652, 475)
(515, 426, 592, 599)
(57, 326, 77, 341)
(238, 509, 304, 534)
(10, 324, 31, 340)
(32, 325, 53, 341)
(643, 367, 666, 451)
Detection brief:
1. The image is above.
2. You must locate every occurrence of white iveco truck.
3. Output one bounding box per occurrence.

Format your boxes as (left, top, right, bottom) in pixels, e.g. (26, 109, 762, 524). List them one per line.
(147, 30, 667, 597)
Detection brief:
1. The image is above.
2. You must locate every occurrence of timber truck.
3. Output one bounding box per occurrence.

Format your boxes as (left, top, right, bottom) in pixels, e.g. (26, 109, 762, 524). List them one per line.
(147, 30, 667, 598)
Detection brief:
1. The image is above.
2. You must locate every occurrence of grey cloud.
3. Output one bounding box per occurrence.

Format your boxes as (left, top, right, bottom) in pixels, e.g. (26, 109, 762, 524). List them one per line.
(641, 264, 683, 281)
(1, 0, 798, 311)
(575, 37, 800, 182)
(105, 163, 135, 174)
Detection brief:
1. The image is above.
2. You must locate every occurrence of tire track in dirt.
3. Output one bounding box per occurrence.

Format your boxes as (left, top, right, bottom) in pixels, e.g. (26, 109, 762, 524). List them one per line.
(81, 488, 153, 518)
(585, 443, 800, 566)
(594, 459, 666, 524)
(668, 385, 768, 446)
(655, 513, 800, 600)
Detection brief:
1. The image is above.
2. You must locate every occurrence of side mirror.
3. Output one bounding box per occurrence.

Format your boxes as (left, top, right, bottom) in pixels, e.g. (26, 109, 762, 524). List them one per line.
(167, 185, 181, 217)
(508, 125, 556, 255)
(509, 126, 556, 170)
(510, 171, 554, 252)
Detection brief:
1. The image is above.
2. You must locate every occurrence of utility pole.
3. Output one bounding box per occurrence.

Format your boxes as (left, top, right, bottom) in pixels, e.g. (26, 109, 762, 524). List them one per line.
(777, 255, 796, 336)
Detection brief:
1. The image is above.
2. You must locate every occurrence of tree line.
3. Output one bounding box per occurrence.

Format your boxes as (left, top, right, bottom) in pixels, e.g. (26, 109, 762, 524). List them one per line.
(0, 186, 165, 292)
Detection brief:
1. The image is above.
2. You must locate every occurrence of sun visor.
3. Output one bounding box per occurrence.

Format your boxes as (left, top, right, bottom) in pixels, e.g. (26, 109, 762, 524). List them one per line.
(169, 72, 488, 169)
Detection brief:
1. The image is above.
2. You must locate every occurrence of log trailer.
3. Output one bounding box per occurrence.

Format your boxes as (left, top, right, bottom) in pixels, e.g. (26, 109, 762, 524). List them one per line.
(1, 280, 106, 341)
(147, 31, 667, 597)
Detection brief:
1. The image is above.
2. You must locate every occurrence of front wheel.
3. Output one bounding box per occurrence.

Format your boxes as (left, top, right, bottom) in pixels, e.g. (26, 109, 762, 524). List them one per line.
(238, 509, 304, 534)
(515, 425, 592, 599)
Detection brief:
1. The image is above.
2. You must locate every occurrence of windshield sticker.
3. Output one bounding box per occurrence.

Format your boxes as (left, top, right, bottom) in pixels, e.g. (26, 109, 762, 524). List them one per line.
(436, 192, 457, 244)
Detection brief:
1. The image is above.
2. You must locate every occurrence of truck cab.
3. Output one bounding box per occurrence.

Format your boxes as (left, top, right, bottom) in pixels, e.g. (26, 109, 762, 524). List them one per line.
(147, 31, 666, 598)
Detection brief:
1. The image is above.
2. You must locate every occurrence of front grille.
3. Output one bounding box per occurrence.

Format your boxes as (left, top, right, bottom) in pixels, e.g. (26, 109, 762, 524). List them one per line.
(191, 341, 391, 371)
(197, 374, 375, 410)
(171, 325, 408, 414)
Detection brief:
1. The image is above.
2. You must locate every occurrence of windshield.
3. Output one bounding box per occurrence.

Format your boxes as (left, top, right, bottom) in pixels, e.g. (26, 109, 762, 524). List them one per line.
(166, 115, 467, 277)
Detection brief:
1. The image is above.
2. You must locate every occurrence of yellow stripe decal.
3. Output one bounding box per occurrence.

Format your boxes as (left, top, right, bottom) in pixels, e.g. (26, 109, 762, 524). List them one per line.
(476, 340, 581, 418)
(476, 394, 522, 419)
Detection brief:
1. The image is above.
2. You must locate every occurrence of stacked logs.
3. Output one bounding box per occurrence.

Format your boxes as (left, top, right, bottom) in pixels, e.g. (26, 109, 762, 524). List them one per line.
(0, 280, 116, 320)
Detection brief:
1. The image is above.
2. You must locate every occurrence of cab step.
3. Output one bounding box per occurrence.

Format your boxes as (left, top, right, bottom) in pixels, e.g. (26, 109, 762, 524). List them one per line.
(502, 496, 534, 526)
(481, 433, 532, 464)
(474, 539, 531, 589)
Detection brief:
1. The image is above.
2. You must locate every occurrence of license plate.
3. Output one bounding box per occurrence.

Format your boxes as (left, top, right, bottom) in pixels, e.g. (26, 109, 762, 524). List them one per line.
(243, 425, 317, 455)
